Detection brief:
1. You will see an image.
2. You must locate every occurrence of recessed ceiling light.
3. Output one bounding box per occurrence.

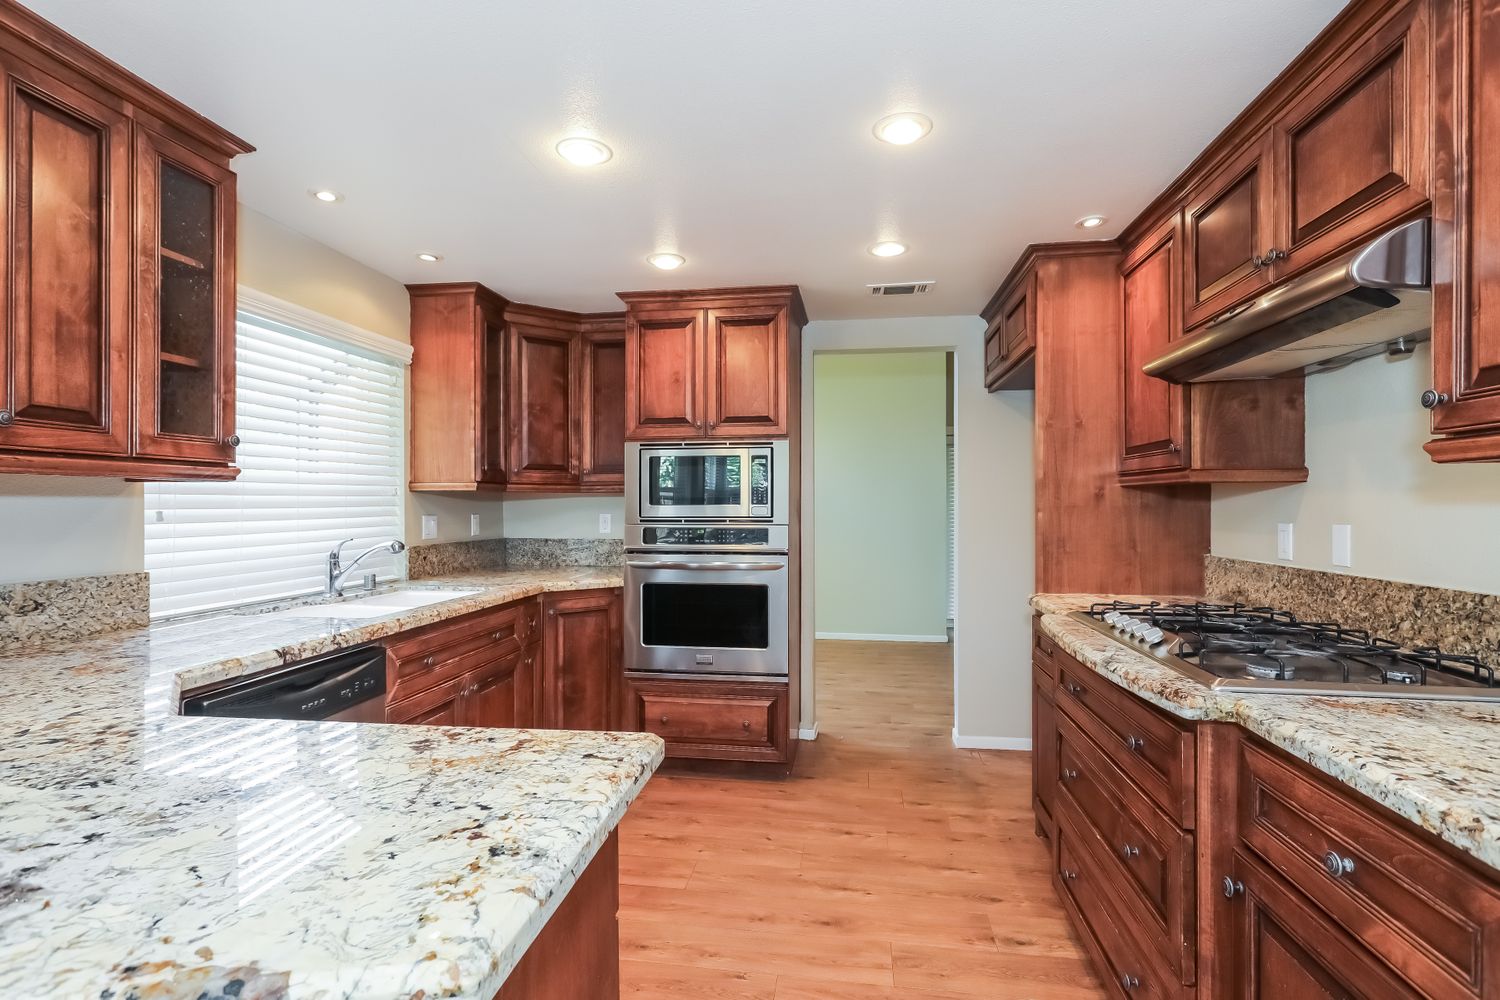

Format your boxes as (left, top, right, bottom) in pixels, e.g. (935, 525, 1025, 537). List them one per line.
(647, 252, 685, 271)
(415, 252, 443, 263)
(873, 112, 933, 146)
(309, 189, 343, 203)
(555, 136, 613, 166)
(869, 241, 908, 257)
(1075, 214, 1108, 230)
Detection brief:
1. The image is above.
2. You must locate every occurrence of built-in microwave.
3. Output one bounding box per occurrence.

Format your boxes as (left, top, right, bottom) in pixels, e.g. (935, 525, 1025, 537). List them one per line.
(626, 441, 788, 523)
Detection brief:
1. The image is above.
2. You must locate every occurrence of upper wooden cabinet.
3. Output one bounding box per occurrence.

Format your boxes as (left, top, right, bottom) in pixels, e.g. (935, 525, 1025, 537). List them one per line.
(0, 4, 250, 479)
(620, 286, 805, 441)
(1182, 135, 1278, 330)
(1426, 0, 1500, 461)
(407, 285, 626, 494)
(1121, 215, 1308, 486)
(983, 273, 1037, 390)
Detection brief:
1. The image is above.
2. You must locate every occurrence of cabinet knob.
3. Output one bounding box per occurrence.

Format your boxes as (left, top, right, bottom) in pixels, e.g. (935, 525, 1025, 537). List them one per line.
(1125, 735, 1145, 752)
(0, 409, 12, 426)
(1060, 869, 1078, 881)
(549, 609, 557, 617)
(1222, 876, 1245, 898)
(659, 714, 669, 724)
(1120, 974, 1141, 992)
(742, 720, 751, 730)
(226, 434, 241, 447)
(1251, 248, 1287, 268)
(1323, 851, 1355, 879)
(1421, 389, 1450, 410)
(1061, 768, 1079, 782)
(1120, 843, 1141, 860)
(492, 631, 503, 640)
(423, 655, 435, 667)
(1064, 682, 1084, 695)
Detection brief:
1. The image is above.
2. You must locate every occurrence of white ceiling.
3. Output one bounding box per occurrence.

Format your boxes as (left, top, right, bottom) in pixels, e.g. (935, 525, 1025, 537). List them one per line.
(29, 0, 1346, 320)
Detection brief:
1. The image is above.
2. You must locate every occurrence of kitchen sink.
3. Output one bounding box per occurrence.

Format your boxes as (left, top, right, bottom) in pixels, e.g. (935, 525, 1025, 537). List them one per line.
(268, 589, 483, 620)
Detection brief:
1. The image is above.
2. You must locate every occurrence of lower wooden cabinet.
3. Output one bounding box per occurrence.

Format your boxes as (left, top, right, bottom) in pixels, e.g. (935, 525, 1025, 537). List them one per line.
(539, 589, 622, 731)
(458, 646, 536, 728)
(624, 675, 791, 765)
(1032, 614, 1500, 999)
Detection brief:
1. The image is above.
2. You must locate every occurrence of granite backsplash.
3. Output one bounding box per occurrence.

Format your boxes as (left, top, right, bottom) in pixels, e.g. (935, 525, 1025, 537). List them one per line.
(0, 572, 149, 653)
(406, 537, 623, 579)
(405, 538, 507, 579)
(1204, 555, 1500, 659)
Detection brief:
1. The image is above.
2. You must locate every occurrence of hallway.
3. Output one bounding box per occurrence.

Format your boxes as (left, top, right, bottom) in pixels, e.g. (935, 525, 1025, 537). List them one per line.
(617, 640, 1106, 998)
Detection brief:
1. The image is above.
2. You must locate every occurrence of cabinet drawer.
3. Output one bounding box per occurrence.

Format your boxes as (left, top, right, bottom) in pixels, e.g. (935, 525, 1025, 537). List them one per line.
(386, 600, 532, 704)
(386, 676, 462, 726)
(1238, 739, 1500, 999)
(1055, 810, 1184, 1000)
(1057, 713, 1195, 982)
(1032, 619, 1058, 682)
(1056, 656, 1195, 826)
(628, 677, 789, 763)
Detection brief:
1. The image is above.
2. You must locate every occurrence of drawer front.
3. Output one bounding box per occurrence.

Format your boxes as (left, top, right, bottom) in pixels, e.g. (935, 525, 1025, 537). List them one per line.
(1057, 713, 1195, 982)
(1238, 739, 1500, 999)
(1056, 810, 1183, 1000)
(1056, 656, 1195, 826)
(1032, 618, 1058, 682)
(628, 677, 789, 763)
(386, 601, 528, 703)
(386, 676, 462, 725)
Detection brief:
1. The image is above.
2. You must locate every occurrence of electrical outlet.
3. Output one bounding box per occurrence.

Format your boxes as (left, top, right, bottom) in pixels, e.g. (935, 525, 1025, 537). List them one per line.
(598, 513, 612, 534)
(470, 513, 481, 537)
(421, 515, 437, 540)
(1276, 523, 1294, 561)
(1332, 524, 1353, 567)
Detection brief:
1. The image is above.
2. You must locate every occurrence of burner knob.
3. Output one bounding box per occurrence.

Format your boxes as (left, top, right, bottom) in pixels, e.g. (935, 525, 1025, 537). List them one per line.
(1113, 615, 1138, 634)
(1141, 627, 1164, 644)
(1103, 611, 1122, 625)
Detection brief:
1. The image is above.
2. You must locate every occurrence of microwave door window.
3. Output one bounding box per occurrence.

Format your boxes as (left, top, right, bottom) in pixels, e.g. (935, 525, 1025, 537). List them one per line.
(641, 582, 769, 649)
(649, 454, 742, 508)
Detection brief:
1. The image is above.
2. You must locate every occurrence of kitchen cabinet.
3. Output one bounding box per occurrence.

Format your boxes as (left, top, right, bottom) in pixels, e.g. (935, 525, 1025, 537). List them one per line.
(983, 272, 1036, 390)
(1427, 0, 1500, 461)
(625, 675, 792, 766)
(456, 646, 536, 729)
(579, 316, 627, 491)
(620, 286, 805, 441)
(0, 6, 250, 480)
(407, 285, 626, 493)
(1119, 215, 1308, 485)
(385, 598, 540, 727)
(1032, 620, 1058, 843)
(540, 588, 622, 731)
(1182, 135, 1277, 332)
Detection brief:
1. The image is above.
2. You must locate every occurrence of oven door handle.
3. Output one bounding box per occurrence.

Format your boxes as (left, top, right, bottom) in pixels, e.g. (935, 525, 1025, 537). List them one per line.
(627, 561, 784, 572)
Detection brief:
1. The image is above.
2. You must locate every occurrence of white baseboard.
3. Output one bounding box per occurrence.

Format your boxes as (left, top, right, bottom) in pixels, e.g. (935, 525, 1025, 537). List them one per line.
(815, 631, 949, 643)
(797, 722, 819, 741)
(952, 728, 1032, 751)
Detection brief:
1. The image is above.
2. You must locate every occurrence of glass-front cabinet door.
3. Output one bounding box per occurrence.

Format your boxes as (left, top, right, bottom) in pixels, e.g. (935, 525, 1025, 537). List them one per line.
(134, 126, 237, 464)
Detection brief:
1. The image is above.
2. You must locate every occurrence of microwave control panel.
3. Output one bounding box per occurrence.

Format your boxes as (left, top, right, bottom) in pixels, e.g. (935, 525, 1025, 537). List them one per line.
(750, 454, 770, 515)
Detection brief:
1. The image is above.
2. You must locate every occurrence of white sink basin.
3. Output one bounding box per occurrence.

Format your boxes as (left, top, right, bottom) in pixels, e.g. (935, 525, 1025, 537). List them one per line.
(271, 589, 483, 620)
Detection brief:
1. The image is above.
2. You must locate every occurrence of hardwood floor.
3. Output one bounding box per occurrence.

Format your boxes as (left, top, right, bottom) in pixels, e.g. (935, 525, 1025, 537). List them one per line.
(618, 640, 1106, 999)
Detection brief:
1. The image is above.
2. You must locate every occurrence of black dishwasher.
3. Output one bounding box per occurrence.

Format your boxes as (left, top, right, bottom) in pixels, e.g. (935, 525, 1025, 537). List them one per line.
(181, 644, 387, 723)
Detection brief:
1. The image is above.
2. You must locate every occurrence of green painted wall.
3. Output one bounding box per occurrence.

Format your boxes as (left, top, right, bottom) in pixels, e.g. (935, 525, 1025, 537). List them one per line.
(812, 351, 949, 639)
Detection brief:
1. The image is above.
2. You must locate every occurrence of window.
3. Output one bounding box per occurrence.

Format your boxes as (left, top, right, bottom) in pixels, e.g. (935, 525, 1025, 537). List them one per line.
(145, 307, 406, 617)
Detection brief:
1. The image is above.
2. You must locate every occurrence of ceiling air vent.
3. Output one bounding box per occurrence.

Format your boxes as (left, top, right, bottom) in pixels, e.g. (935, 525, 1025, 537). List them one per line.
(868, 281, 935, 296)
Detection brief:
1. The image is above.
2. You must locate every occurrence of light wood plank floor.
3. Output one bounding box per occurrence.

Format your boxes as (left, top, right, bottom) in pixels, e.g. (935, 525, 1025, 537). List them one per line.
(618, 640, 1106, 999)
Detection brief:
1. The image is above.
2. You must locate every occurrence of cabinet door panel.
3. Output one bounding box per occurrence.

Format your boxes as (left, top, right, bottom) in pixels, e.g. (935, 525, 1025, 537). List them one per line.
(1121, 217, 1189, 474)
(1183, 136, 1276, 329)
(704, 305, 787, 436)
(479, 303, 507, 485)
(1278, 0, 1428, 273)
(507, 323, 578, 487)
(134, 127, 236, 463)
(580, 324, 626, 490)
(626, 308, 702, 439)
(0, 62, 131, 456)
(541, 590, 619, 731)
(458, 646, 535, 729)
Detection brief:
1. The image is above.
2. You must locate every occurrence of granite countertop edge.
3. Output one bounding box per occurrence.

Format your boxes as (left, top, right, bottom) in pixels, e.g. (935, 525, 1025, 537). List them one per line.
(1029, 593, 1500, 873)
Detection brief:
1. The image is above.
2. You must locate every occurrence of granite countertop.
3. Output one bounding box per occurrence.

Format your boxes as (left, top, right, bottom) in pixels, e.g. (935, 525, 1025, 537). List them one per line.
(0, 567, 658, 999)
(1031, 593, 1500, 873)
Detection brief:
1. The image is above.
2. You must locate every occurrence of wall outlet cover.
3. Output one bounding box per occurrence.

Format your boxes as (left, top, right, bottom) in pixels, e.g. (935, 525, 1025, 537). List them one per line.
(1276, 523, 1294, 561)
(421, 515, 437, 540)
(1332, 524, 1353, 567)
(599, 513, 612, 534)
(470, 513, 481, 537)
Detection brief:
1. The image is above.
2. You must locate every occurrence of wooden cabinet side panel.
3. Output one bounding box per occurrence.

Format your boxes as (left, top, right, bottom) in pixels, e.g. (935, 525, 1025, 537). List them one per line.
(580, 325, 626, 490)
(409, 293, 482, 489)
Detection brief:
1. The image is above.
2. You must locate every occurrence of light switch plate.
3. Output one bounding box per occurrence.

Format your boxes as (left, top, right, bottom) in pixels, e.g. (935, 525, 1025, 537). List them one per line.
(470, 513, 481, 537)
(1276, 523, 1294, 561)
(598, 513, 612, 534)
(421, 515, 437, 540)
(1332, 524, 1353, 567)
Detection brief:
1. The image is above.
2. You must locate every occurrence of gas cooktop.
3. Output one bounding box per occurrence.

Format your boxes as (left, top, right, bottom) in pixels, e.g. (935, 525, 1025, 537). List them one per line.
(1072, 601, 1500, 701)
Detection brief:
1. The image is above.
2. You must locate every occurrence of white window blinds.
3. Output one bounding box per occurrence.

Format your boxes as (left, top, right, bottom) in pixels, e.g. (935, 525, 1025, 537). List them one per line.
(145, 311, 405, 618)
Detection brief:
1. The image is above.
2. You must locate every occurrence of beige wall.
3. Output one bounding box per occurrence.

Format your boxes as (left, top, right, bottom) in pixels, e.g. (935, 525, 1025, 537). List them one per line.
(812, 351, 949, 639)
(1212, 344, 1500, 594)
(503, 495, 625, 539)
(0, 476, 144, 584)
(802, 317, 1035, 747)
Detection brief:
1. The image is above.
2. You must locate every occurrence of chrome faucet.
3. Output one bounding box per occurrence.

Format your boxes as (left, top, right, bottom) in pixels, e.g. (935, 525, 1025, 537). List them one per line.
(327, 538, 406, 596)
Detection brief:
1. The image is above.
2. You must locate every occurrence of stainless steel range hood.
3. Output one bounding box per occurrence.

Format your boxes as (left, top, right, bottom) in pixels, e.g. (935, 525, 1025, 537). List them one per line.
(1143, 218, 1431, 383)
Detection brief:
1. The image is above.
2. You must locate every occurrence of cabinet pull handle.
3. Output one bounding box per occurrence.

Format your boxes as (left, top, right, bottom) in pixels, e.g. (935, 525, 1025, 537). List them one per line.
(1119, 974, 1141, 992)
(1323, 851, 1355, 879)
(0, 409, 12, 426)
(1421, 389, 1450, 410)
(1222, 876, 1244, 898)
(1061, 768, 1079, 782)
(1125, 735, 1145, 752)
(1120, 843, 1141, 860)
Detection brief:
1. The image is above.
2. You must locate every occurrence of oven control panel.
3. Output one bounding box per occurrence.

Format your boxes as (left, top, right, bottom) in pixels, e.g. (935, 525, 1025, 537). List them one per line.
(642, 526, 772, 547)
